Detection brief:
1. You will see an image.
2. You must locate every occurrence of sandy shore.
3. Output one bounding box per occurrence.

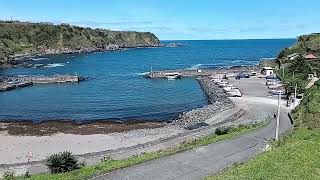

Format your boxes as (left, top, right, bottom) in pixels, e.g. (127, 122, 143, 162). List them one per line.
(0, 124, 184, 164)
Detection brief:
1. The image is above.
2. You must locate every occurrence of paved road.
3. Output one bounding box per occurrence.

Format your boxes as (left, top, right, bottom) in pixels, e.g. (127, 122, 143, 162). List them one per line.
(92, 77, 294, 180)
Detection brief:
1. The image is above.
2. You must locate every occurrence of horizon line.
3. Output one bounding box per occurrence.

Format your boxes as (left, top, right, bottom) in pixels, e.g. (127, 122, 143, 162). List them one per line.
(0, 19, 298, 41)
(160, 37, 296, 41)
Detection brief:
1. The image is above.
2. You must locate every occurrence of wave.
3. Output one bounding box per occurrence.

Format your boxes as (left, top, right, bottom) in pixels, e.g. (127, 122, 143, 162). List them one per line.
(44, 63, 65, 68)
(186, 64, 203, 70)
(186, 64, 223, 70)
(31, 57, 50, 61)
(137, 72, 149, 76)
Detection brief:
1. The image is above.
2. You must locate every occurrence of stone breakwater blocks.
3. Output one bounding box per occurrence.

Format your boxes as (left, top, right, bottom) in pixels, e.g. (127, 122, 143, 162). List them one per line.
(173, 78, 235, 128)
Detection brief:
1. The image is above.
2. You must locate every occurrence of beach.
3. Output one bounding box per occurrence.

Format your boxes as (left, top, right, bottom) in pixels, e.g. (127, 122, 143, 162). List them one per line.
(0, 123, 184, 164)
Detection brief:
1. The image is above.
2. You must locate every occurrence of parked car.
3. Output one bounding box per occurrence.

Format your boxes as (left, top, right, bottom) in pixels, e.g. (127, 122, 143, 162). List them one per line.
(226, 89, 242, 97)
(271, 90, 287, 95)
(249, 71, 257, 76)
(224, 73, 236, 78)
(222, 84, 238, 92)
(266, 74, 277, 79)
(212, 78, 222, 83)
(266, 80, 281, 86)
(268, 83, 283, 89)
(218, 82, 229, 87)
(235, 73, 250, 80)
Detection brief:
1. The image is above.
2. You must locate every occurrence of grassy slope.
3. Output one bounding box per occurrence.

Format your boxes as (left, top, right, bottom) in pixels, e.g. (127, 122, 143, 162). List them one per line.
(206, 128, 320, 180)
(292, 82, 320, 128)
(278, 33, 320, 58)
(14, 124, 262, 180)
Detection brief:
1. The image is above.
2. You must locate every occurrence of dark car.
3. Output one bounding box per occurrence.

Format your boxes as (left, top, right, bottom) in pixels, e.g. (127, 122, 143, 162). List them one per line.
(235, 73, 250, 79)
(266, 74, 277, 79)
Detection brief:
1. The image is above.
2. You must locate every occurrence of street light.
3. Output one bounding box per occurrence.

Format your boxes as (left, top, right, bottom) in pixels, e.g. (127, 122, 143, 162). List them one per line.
(275, 91, 281, 141)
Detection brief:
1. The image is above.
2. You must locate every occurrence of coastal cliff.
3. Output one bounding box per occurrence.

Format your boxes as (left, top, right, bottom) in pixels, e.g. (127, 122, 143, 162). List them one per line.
(278, 33, 320, 58)
(0, 21, 160, 66)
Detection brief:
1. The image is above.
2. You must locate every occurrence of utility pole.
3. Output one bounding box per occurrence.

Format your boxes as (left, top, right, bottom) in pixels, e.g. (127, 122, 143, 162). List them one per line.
(275, 91, 281, 141)
(282, 67, 285, 78)
(294, 83, 297, 107)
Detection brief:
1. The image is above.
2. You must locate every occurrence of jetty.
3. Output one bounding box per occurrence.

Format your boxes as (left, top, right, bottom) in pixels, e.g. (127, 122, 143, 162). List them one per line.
(0, 75, 84, 91)
(145, 66, 259, 78)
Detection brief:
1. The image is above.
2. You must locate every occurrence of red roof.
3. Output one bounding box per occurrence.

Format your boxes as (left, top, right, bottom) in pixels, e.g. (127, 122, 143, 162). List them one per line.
(304, 54, 318, 59)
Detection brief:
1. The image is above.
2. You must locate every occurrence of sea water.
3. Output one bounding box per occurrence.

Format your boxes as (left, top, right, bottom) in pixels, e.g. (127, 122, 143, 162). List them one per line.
(0, 39, 294, 122)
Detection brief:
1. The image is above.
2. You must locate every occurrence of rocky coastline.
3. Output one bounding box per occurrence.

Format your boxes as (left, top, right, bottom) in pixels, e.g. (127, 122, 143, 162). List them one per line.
(1, 43, 187, 68)
(173, 77, 235, 128)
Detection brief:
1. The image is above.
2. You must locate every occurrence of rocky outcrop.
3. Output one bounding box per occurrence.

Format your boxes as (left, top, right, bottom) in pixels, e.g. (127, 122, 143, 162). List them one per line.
(0, 21, 160, 66)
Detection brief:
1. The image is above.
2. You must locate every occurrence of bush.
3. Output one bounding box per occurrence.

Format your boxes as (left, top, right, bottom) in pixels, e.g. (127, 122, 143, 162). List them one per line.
(45, 151, 81, 174)
(215, 126, 232, 135)
(3, 171, 15, 180)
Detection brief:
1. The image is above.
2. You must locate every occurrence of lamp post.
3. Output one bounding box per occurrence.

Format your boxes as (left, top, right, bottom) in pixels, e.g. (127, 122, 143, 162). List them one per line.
(275, 91, 281, 141)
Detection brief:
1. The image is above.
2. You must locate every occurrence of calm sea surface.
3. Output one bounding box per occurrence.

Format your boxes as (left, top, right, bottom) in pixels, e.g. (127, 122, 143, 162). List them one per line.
(0, 39, 295, 122)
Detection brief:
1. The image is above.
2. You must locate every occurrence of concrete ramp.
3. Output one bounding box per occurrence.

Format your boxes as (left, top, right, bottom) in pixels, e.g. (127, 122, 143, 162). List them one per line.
(205, 108, 245, 126)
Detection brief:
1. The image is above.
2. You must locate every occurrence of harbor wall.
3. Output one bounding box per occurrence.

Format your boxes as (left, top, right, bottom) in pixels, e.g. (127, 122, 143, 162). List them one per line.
(173, 77, 235, 128)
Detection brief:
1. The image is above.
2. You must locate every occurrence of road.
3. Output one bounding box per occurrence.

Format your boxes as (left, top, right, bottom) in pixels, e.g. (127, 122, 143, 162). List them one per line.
(92, 77, 294, 180)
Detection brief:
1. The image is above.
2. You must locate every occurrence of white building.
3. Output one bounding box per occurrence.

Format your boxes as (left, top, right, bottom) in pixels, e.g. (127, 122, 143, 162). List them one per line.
(261, 67, 274, 75)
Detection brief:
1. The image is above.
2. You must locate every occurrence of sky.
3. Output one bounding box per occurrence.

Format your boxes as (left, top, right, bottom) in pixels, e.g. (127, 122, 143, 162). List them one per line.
(1, 0, 319, 40)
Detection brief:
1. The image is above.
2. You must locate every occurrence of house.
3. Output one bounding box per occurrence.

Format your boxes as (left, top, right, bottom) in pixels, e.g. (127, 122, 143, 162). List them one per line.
(261, 67, 274, 75)
(286, 53, 299, 60)
(304, 54, 318, 60)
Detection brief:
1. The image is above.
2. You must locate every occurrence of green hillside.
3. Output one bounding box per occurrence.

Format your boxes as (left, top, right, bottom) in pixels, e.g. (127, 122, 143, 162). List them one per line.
(0, 20, 160, 66)
(278, 33, 320, 58)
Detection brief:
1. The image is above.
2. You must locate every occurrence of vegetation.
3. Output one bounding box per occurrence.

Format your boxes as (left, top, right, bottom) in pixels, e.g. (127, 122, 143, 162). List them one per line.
(0, 20, 160, 65)
(11, 123, 262, 180)
(277, 55, 313, 93)
(292, 81, 320, 128)
(278, 33, 320, 59)
(45, 151, 83, 174)
(206, 128, 320, 180)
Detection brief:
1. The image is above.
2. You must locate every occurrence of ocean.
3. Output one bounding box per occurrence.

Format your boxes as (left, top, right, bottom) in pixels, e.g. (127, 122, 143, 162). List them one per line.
(0, 39, 295, 122)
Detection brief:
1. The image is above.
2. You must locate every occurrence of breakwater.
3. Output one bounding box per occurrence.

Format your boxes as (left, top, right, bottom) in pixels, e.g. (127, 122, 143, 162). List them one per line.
(173, 77, 235, 128)
(0, 75, 83, 91)
(145, 66, 258, 78)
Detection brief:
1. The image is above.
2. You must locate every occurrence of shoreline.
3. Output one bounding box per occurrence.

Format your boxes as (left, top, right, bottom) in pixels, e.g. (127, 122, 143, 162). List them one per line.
(0, 120, 165, 136)
(0, 64, 263, 135)
(0, 43, 186, 68)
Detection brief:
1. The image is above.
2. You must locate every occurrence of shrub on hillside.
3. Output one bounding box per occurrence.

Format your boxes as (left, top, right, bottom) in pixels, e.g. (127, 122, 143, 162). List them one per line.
(3, 171, 15, 180)
(215, 126, 233, 135)
(45, 151, 82, 174)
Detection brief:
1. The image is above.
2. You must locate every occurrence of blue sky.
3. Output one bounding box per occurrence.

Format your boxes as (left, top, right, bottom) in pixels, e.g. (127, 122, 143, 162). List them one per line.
(1, 0, 319, 40)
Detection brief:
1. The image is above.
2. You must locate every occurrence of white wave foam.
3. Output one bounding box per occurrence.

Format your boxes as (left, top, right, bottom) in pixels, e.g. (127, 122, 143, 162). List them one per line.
(44, 63, 65, 68)
(31, 57, 50, 61)
(186, 64, 203, 70)
(137, 72, 149, 75)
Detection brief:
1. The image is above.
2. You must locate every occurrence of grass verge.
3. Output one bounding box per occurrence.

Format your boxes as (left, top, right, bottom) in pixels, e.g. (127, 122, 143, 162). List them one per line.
(11, 123, 263, 180)
(205, 128, 320, 180)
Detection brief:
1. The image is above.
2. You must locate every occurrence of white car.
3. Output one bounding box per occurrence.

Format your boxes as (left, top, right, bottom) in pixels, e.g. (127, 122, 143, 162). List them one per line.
(226, 89, 242, 97)
(271, 90, 287, 95)
(268, 84, 283, 89)
(223, 84, 238, 92)
(212, 78, 222, 83)
(224, 73, 236, 78)
(218, 82, 229, 87)
(266, 80, 281, 86)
